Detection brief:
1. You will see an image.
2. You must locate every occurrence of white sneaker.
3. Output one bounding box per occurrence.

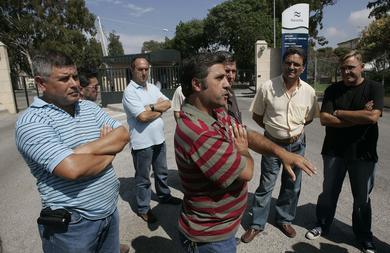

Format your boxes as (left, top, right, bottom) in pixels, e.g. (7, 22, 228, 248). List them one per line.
(305, 226, 322, 240)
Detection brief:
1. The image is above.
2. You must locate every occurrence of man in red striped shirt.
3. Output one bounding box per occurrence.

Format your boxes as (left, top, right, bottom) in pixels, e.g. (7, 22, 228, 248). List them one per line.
(174, 53, 254, 252)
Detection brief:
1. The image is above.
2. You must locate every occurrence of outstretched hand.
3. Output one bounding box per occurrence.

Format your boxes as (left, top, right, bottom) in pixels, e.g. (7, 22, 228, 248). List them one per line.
(279, 151, 316, 181)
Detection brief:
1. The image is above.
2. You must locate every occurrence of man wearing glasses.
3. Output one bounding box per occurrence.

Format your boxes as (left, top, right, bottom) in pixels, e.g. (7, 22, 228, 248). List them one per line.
(305, 50, 383, 253)
(241, 47, 319, 242)
(79, 71, 99, 102)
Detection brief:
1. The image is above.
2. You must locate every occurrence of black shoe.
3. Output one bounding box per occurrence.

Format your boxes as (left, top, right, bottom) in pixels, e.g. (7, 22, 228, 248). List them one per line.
(160, 196, 182, 205)
(138, 210, 157, 223)
(361, 240, 376, 253)
(305, 226, 322, 240)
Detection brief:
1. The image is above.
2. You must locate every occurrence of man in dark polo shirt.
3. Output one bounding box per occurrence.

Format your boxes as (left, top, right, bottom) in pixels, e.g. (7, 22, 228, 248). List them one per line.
(305, 50, 384, 253)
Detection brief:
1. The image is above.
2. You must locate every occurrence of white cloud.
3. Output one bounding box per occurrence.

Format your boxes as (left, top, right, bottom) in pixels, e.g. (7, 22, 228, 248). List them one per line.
(321, 27, 348, 47)
(325, 27, 346, 38)
(348, 8, 375, 31)
(125, 4, 154, 17)
(118, 33, 164, 54)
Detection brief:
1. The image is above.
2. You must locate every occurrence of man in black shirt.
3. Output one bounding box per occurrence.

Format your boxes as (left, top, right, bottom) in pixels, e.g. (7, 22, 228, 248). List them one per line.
(305, 50, 384, 253)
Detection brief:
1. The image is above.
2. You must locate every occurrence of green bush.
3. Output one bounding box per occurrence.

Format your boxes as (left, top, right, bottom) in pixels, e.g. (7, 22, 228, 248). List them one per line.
(365, 70, 390, 95)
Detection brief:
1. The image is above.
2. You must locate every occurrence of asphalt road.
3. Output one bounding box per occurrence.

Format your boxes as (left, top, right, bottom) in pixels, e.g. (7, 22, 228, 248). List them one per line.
(0, 90, 389, 253)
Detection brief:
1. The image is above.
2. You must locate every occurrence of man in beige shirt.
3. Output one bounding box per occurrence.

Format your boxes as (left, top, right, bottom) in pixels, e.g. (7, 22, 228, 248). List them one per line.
(241, 47, 319, 243)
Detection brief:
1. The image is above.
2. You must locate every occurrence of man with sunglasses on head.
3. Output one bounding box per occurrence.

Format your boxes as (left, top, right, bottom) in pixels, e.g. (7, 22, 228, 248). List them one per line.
(241, 47, 319, 243)
(305, 50, 383, 253)
(79, 70, 99, 102)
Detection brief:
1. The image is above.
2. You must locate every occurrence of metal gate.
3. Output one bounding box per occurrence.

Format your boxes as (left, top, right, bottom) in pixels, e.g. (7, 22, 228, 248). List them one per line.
(12, 74, 40, 113)
(98, 65, 181, 107)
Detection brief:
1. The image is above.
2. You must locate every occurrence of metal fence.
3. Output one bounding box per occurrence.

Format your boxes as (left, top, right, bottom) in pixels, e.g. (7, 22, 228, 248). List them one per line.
(306, 57, 339, 86)
(12, 75, 40, 113)
(98, 65, 181, 107)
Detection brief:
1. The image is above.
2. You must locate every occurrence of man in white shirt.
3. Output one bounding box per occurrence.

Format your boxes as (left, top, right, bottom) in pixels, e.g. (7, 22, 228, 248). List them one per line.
(122, 57, 181, 223)
(241, 47, 319, 243)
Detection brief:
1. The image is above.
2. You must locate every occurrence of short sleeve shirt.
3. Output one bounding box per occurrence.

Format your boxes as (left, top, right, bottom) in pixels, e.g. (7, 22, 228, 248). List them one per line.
(249, 75, 319, 138)
(174, 102, 247, 242)
(172, 86, 186, 112)
(321, 79, 384, 161)
(122, 80, 169, 150)
(15, 98, 121, 219)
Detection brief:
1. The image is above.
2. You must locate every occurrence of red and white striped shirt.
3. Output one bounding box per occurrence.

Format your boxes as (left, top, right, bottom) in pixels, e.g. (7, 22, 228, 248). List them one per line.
(174, 102, 247, 242)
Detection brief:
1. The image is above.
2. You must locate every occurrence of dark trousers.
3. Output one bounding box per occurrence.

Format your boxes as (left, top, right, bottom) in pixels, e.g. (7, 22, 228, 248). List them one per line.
(316, 155, 375, 241)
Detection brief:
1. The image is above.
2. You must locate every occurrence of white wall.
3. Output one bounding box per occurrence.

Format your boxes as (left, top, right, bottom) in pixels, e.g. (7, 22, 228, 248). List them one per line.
(0, 42, 17, 114)
(255, 40, 281, 90)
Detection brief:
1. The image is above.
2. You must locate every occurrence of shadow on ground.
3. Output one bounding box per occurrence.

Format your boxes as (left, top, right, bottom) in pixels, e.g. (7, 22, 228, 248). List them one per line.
(118, 170, 184, 252)
(241, 194, 390, 252)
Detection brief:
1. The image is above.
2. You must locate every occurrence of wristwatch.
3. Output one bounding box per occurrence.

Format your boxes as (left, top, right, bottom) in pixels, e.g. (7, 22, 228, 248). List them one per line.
(150, 104, 155, 111)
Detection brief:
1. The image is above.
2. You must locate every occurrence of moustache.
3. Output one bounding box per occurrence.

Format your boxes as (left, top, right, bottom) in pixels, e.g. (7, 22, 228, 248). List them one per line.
(69, 88, 79, 94)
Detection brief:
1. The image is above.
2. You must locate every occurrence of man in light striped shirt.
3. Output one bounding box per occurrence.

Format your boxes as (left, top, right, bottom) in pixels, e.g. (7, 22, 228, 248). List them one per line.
(15, 50, 129, 253)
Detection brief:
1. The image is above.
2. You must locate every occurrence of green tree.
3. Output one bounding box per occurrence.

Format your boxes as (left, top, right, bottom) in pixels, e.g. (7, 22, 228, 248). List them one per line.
(107, 31, 124, 56)
(83, 38, 104, 70)
(0, 0, 101, 78)
(367, 0, 390, 19)
(169, 19, 207, 59)
(204, 0, 274, 68)
(142, 40, 165, 53)
(201, 0, 336, 68)
(358, 16, 390, 72)
(333, 47, 351, 58)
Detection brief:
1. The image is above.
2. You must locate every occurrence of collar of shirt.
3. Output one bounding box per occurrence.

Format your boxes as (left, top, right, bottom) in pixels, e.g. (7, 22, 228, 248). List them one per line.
(130, 80, 149, 90)
(31, 96, 81, 115)
(182, 102, 217, 126)
(280, 75, 303, 98)
(181, 102, 233, 141)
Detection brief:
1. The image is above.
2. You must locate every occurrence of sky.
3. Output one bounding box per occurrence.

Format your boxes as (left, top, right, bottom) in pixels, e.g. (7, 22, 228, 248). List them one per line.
(85, 0, 375, 54)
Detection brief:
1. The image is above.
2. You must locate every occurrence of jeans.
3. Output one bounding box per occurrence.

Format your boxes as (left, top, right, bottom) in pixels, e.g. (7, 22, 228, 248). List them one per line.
(39, 208, 119, 253)
(316, 155, 375, 241)
(251, 133, 305, 230)
(179, 231, 236, 253)
(132, 142, 171, 214)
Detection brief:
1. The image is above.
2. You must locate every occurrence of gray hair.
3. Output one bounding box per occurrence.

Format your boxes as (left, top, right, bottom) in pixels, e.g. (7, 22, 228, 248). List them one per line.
(32, 50, 75, 80)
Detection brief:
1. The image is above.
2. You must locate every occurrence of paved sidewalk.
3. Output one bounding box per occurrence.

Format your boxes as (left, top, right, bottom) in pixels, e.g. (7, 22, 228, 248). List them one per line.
(104, 90, 390, 253)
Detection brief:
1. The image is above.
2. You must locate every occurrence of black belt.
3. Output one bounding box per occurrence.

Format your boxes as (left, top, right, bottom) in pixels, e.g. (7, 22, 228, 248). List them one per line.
(265, 132, 303, 144)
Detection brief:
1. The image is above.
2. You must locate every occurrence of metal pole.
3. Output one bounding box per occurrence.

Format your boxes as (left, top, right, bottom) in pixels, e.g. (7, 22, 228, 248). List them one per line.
(314, 50, 317, 88)
(96, 16, 108, 56)
(273, 0, 276, 48)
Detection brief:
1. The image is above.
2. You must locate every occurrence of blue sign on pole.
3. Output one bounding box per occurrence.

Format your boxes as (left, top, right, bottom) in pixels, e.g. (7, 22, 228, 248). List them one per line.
(281, 4, 309, 81)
